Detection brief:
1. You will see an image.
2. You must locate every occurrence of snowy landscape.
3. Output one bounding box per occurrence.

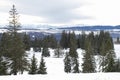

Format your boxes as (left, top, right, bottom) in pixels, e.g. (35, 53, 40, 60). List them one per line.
(0, 0, 120, 80)
(0, 44, 120, 80)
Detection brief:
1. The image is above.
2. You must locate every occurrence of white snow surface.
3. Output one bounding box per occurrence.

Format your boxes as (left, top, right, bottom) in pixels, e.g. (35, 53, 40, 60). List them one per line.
(0, 44, 120, 80)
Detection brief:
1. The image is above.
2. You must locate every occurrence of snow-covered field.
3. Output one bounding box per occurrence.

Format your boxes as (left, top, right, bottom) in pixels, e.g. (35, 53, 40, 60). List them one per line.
(0, 44, 120, 80)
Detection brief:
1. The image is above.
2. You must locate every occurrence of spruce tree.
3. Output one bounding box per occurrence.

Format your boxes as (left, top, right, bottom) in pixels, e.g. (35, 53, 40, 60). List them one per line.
(49, 35, 57, 48)
(29, 54, 38, 74)
(64, 53, 71, 73)
(37, 56, 47, 74)
(82, 38, 95, 73)
(69, 32, 79, 73)
(77, 34, 81, 48)
(87, 32, 95, 53)
(80, 31, 86, 49)
(54, 43, 63, 58)
(69, 32, 78, 58)
(102, 50, 116, 72)
(97, 31, 105, 54)
(94, 34, 99, 54)
(99, 31, 115, 72)
(60, 30, 68, 48)
(42, 47, 50, 57)
(7, 5, 28, 75)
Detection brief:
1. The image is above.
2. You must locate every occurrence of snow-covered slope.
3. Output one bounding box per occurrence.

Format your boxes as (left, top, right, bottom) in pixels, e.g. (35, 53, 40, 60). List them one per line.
(0, 44, 120, 80)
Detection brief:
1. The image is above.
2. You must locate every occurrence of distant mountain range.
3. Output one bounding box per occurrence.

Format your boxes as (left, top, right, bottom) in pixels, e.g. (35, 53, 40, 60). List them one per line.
(0, 24, 120, 31)
(0, 25, 120, 40)
(58, 25, 120, 31)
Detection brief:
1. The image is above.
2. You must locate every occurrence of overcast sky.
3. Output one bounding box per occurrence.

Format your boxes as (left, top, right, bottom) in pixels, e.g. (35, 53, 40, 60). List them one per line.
(0, 0, 120, 26)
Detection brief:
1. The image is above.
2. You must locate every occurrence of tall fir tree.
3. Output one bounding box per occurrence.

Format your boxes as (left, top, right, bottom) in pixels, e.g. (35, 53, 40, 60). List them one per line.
(77, 34, 81, 48)
(7, 5, 28, 75)
(69, 32, 79, 73)
(29, 54, 38, 74)
(101, 50, 116, 72)
(69, 32, 78, 58)
(37, 56, 47, 74)
(64, 53, 71, 73)
(82, 38, 95, 73)
(98, 31, 115, 72)
(80, 31, 86, 49)
(60, 30, 68, 49)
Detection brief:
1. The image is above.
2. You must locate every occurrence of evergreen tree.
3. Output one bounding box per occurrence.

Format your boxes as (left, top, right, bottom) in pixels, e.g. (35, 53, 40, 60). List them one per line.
(82, 38, 95, 73)
(77, 34, 81, 48)
(87, 32, 95, 51)
(37, 56, 47, 74)
(80, 31, 86, 49)
(97, 31, 105, 54)
(33, 37, 41, 52)
(102, 50, 116, 72)
(98, 31, 114, 56)
(54, 43, 63, 58)
(49, 35, 57, 48)
(69, 32, 79, 73)
(67, 31, 71, 48)
(42, 47, 50, 57)
(29, 54, 38, 74)
(7, 5, 28, 75)
(69, 32, 78, 58)
(64, 53, 71, 73)
(98, 31, 115, 72)
(10, 33, 28, 75)
(94, 34, 99, 54)
(60, 30, 68, 48)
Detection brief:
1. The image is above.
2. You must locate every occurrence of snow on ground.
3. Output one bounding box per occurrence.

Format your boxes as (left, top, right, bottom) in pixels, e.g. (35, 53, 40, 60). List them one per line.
(0, 73, 120, 80)
(0, 44, 120, 80)
(114, 44, 120, 59)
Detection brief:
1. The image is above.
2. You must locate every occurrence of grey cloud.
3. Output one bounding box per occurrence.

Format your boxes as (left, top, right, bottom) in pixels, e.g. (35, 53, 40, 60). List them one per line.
(13, 0, 90, 24)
